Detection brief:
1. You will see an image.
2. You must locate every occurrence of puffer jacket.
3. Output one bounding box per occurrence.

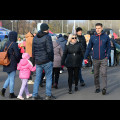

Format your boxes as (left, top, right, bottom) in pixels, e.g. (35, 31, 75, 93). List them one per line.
(53, 41, 63, 67)
(61, 41, 83, 67)
(17, 53, 36, 79)
(3, 31, 20, 73)
(32, 31, 54, 65)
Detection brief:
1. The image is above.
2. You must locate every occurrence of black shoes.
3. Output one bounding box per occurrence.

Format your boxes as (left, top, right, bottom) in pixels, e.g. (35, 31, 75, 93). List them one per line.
(95, 89, 100, 93)
(0, 88, 6, 97)
(45, 94, 56, 100)
(102, 88, 106, 95)
(68, 89, 72, 94)
(9, 93, 17, 98)
(32, 95, 43, 100)
(75, 86, 78, 91)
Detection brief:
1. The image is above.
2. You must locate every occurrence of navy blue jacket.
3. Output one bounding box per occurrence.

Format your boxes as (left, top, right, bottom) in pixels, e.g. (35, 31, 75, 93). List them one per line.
(32, 31, 54, 65)
(56, 37, 67, 51)
(2, 31, 20, 73)
(84, 31, 111, 60)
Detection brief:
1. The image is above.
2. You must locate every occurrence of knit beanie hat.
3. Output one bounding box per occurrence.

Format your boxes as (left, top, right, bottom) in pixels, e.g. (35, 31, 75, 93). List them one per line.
(40, 23, 49, 32)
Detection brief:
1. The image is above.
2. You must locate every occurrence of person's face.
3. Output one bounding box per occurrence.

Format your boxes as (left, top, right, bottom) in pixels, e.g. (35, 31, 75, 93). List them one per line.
(96, 26, 103, 35)
(18, 38, 21, 41)
(71, 35, 77, 43)
(77, 31, 82, 36)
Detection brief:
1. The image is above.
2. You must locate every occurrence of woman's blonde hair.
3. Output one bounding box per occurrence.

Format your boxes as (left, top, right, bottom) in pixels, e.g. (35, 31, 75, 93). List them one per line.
(66, 34, 77, 45)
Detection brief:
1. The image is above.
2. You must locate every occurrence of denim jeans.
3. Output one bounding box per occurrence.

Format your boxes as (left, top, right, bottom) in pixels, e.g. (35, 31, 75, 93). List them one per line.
(111, 50, 114, 66)
(3, 71, 16, 93)
(79, 68, 84, 83)
(32, 61, 53, 97)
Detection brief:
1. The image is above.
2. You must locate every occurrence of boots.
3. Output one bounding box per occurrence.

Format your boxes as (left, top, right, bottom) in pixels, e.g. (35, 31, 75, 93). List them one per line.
(9, 93, 17, 98)
(0, 88, 6, 97)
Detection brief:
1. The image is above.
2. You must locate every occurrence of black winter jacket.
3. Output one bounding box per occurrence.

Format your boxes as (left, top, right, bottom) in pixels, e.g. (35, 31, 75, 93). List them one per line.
(3, 31, 20, 73)
(61, 42, 83, 68)
(32, 31, 54, 65)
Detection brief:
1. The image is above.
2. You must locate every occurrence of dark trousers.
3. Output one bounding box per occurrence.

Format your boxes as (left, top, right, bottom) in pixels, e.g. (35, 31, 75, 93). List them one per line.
(52, 68, 60, 85)
(29, 57, 35, 80)
(67, 67, 80, 90)
(93, 58, 107, 90)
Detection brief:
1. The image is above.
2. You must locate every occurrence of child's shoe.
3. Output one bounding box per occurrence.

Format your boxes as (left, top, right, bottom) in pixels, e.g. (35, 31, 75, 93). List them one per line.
(26, 94, 32, 99)
(17, 96, 24, 100)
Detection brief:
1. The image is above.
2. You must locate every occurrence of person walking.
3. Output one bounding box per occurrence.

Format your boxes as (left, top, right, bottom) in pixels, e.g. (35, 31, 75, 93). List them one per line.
(0, 31, 20, 98)
(76, 27, 86, 86)
(61, 34, 83, 94)
(51, 36, 63, 89)
(32, 23, 56, 100)
(17, 53, 36, 100)
(84, 23, 111, 95)
(25, 32, 34, 84)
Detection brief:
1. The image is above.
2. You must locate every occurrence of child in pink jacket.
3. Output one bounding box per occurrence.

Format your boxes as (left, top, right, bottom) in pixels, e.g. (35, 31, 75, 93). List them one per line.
(17, 53, 36, 100)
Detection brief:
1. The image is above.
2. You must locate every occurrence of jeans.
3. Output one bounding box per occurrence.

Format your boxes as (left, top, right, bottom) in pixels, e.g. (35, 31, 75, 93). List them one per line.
(111, 50, 114, 66)
(32, 62, 53, 97)
(18, 79, 29, 96)
(3, 71, 16, 93)
(79, 68, 84, 83)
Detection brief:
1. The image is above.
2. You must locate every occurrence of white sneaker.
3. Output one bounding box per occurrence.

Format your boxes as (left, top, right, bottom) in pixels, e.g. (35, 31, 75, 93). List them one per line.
(28, 80, 34, 84)
(17, 96, 24, 100)
(60, 70, 63, 74)
(26, 94, 32, 99)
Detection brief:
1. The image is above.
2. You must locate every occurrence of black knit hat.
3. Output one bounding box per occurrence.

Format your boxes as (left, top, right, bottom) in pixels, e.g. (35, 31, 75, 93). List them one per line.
(76, 27, 82, 32)
(40, 23, 49, 32)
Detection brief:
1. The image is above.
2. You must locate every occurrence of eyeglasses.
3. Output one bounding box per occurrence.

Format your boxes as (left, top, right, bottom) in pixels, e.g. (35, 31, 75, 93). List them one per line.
(72, 37, 77, 39)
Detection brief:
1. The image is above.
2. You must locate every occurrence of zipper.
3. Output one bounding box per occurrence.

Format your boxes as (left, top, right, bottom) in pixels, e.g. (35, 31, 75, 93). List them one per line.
(99, 35, 100, 60)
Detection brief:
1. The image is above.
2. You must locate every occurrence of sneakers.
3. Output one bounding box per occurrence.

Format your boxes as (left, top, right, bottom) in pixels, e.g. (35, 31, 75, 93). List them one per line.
(60, 70, 63, 74)
(28, 80, 34, 84)
(80, 82, 85, 87)
(68, 89, 72, 94)
(95, 89, 100, 93)
(45, 94, 56, 100)
(102, 88, 107, 95)
(17, 96, 24, 100)
(26, 94, 32, 99)
(32, 95, 43, 100)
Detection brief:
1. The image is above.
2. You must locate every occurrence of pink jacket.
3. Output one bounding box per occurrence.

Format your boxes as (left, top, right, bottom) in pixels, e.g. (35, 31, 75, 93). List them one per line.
(17, 53, 36, 79)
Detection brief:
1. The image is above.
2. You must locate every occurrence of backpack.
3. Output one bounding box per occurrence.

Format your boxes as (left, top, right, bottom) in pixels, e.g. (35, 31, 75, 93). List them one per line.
(0, 42, 13, 66)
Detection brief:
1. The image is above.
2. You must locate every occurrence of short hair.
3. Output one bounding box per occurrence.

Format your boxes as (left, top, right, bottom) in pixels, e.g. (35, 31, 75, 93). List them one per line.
(67, 34, 77, 45)
(5, 35, 8, 38)
(76, 27, 82, 32)
(95, 23, 103, 27)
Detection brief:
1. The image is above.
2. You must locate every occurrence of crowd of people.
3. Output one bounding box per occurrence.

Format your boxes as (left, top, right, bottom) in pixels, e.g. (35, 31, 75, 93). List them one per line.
(0, 22, 117, 100)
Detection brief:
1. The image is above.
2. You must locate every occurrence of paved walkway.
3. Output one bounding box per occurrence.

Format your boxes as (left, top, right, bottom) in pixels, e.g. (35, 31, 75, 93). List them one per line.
(0, 66, 120, 100)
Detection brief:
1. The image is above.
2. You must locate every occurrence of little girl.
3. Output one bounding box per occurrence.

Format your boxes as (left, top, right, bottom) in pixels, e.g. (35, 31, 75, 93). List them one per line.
(17, 53, 36, 100)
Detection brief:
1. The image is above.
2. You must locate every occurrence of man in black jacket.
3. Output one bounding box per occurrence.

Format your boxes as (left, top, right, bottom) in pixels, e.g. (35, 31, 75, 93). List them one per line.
(76, 27, 86, 86)
(32, 23, 55, 100)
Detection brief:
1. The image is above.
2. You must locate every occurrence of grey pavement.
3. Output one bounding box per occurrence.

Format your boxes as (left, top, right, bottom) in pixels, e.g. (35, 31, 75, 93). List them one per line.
(0, 65, 120, 100)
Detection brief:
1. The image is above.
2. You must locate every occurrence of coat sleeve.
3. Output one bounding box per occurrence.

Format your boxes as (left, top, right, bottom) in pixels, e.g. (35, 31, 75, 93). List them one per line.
(32, 38, 35, 61)
(106, 36, 111, 59)
(61, 45, 68, 65)
(17, 62, 21, 70)
(84, 36, 93, 59)
(83, 36, 87, 53)
(46, 35, 54, 62)
(59, 46, 63, 57)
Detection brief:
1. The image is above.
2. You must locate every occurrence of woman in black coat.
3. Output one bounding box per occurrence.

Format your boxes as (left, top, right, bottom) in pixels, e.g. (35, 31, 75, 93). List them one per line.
(0, 31, 20, 98)
(61, 34, 83, 94)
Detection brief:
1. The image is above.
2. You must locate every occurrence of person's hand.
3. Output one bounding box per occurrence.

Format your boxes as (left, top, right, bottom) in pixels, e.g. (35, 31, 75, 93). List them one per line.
(84, 59, 88, 64)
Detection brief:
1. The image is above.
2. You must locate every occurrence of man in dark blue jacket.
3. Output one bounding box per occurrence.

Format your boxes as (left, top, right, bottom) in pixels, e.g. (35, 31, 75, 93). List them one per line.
(32, 23, 55, 100)
(84, 23, 111, 95)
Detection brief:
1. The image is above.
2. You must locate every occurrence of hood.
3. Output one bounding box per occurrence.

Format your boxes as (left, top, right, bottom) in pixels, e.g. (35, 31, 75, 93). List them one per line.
(36, 30, 49, 38)
(8, 31, 17, 42)
(95, 30, 105, 36)
(53, 41, 59, 48)
(57, 37, 66, 42)
(22, 53, 30, 60)
(25, 32, 33, 38)
(19, 59, 29, 66)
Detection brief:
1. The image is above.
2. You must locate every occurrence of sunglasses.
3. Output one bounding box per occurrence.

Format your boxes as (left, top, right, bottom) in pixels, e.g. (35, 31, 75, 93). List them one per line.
(72, 37, 77, 39)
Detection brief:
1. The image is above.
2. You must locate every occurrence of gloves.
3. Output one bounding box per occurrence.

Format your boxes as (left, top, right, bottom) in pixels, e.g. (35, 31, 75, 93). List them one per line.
(84, 59, 88, 64)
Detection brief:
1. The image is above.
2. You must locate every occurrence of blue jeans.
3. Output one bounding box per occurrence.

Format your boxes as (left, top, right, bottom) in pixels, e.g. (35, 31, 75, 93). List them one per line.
(32, 62, 53, 97)
(3, 71, 16, 93)
(111, 50, 114, 66)
(79, 68, 84, 83)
